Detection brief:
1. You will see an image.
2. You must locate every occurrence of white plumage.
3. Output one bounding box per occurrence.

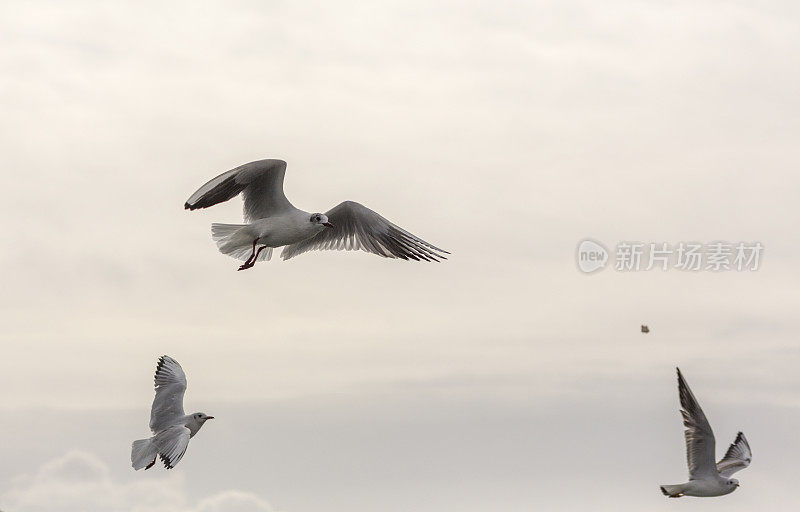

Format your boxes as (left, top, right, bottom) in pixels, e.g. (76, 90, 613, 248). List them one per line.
(660, 368, 751, 497)
(185, 159, 448, 270)
(131, 356, 214, 470)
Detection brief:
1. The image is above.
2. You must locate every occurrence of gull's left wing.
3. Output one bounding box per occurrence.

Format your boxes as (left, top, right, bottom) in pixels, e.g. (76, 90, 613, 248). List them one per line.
(676, 368, 718, 480)
(184, 159, 294, 221)
(153, 425, 191, 469)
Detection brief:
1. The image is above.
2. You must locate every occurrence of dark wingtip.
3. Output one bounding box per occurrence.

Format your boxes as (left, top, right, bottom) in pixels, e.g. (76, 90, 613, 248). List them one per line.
(660, 486, 668, 496)
(676, 368, 687, 388)
(160, 453, 173, 469)
(154, 355, 170, 387)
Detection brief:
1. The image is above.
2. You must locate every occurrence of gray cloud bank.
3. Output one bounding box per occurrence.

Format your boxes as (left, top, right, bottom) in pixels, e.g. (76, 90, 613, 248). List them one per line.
(1, 386, 800, 511)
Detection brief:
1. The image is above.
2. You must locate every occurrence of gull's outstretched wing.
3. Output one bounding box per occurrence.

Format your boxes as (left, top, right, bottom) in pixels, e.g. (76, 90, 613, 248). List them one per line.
(153, 425, 191, 469)
(281, 201, 448, 261)
(184, 159, 294, 221)
(717, 432, 752, 477)
(150, 356, 187, 433)
(676, 368, 718, 480)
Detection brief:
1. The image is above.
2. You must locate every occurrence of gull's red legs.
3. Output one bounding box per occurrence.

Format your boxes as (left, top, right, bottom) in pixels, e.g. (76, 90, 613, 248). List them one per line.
(253, 245, 270, 261)
(238, 239, 260, 271)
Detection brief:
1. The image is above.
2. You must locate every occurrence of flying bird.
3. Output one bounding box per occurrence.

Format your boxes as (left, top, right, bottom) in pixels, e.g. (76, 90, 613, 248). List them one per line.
(641, 325, 650, 333)
(131, 356, 214, 470)
(185, 159, 448, 270)
(660, 368, 751, 498)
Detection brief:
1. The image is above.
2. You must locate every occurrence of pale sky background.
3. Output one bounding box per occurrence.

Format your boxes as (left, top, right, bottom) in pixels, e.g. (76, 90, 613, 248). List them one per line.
(1, 0, 799, 510)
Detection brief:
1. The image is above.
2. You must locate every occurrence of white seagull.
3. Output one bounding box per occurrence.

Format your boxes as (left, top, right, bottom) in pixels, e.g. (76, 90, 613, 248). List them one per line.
(131, 356, 214, 470)
(660, 368, 752, 498)
(184, 159, 448, 270)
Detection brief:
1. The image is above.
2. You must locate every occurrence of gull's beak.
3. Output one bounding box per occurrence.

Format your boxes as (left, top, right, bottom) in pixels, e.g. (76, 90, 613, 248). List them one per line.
(206, 416, 215, 420)
(323, 222, 334, 228)
(735, 483, 740, 487)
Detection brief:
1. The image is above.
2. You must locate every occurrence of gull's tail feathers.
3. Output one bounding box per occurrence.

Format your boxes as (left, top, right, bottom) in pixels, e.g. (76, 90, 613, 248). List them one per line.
(660, 484, 686, 498)
(131, 437, 158, 471)
(211, 223, 272, 262)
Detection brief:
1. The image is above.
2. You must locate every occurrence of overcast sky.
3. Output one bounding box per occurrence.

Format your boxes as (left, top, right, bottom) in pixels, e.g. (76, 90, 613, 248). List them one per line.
(1, 1, 799, 510)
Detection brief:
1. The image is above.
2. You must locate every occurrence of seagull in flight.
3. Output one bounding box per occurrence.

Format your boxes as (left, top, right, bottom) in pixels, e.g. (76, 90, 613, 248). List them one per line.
(184, 159, 448, 270)
(660, 368, 752, 498)
(131, 356, 214, 470)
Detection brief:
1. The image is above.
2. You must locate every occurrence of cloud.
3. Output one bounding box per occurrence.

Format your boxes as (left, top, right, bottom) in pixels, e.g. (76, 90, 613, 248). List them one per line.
(0, 451, 274, 512)
(194, 490, 272, 512)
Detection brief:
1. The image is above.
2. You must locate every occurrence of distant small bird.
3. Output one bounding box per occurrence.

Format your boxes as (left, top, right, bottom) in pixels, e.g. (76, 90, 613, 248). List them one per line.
(660, 368, 751, 498)
(131, 356, 214, 470)
(185, 159, 449, 270)
(641, 325, 650, 333)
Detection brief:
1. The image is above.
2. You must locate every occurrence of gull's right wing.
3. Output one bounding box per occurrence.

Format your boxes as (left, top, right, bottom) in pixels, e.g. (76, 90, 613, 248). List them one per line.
(716, 432, 752, 477)
(281, 201, 448, 261)
(149, 355, 187, 433)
